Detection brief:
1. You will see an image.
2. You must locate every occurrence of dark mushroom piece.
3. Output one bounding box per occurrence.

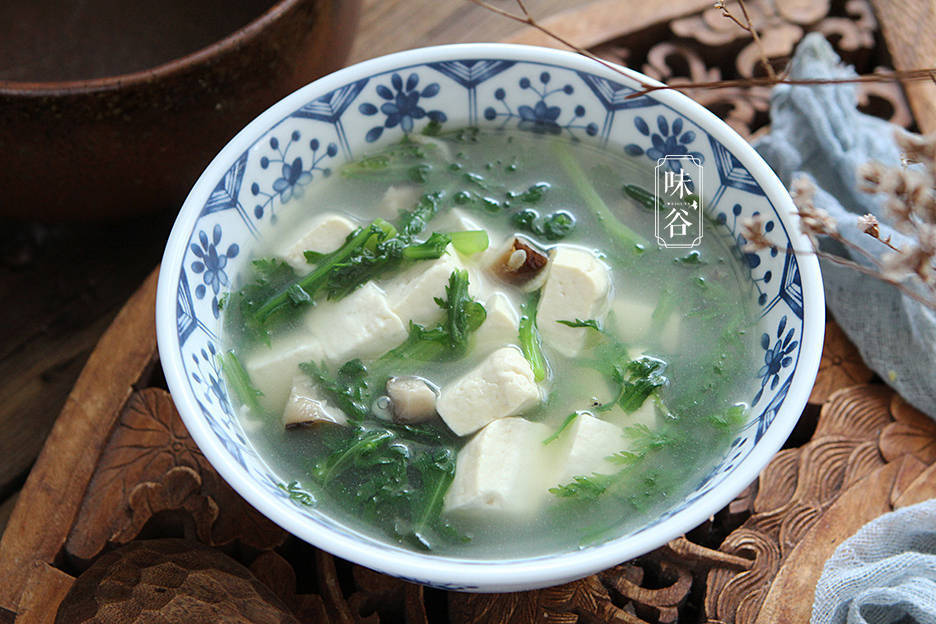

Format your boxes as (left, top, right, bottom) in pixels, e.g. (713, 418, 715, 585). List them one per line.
(490, 236, 550, 288)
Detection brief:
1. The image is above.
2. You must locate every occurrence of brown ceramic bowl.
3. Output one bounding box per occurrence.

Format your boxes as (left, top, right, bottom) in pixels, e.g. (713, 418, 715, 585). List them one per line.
(0, 0, 361, 221)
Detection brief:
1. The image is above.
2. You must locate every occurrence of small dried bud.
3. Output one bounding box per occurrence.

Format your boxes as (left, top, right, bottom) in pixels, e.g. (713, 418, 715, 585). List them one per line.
(858, 162, 886, 192)
(881, 244, 936, 286)
(740, 214, 772, 252)
(791, 177, 837, 245)
(857, 213, 880, 238)
(895, 129, 936, 170)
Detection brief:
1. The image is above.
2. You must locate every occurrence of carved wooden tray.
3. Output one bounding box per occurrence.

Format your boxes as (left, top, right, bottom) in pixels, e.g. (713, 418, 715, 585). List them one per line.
(1, 270, 933, 624)
(3, 2, 936, 622)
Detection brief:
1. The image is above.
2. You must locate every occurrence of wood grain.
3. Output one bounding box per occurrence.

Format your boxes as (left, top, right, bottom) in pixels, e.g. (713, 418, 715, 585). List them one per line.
(0, 269, 159, 613)
(348, 0, 595, 63)
(871, 0, 936, 133)
(503, 0, 714, 48)
(13, 562, 74, 624)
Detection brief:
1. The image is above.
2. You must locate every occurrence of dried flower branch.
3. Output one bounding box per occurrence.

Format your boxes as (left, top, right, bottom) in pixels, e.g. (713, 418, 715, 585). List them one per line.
(714, 0, 776, 81)
(741, 168, 936, 310)
(467, 0, 936, 100)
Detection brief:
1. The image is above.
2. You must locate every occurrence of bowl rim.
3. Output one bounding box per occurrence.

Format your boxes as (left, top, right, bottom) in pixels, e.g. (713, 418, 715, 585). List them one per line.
(0, 0, 304, 95)
(156, 42, 825, 591)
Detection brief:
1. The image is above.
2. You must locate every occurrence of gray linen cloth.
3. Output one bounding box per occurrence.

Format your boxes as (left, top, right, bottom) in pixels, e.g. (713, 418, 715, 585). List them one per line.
(810, 499, 936, 624)
(752, 33, 936, 624)
(754, 32, 936, 420)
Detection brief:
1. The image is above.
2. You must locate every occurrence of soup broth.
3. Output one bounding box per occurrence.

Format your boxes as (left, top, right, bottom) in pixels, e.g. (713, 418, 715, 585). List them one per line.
(222, 128, 760, 558)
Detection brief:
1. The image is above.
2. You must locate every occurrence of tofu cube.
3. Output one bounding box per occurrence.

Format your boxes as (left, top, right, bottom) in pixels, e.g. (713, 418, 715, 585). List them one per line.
(473, 292, 520, 353)
(612, 299, 654, 344)
(443, 417, 552, 516)
(282, 375, 348, 428)
(244, 333, 325, 412)
(383, 248, 478, 326)
(306, 282, 408, 364)
(536, 246, 612, 357)
(612, 298, 680, 352)
(281, 213, 357, 271)
(437, 208, 482, 234)
(547, 413, 628, 487)
(436, 346, 540, 436)
(380, 185, 420, 219)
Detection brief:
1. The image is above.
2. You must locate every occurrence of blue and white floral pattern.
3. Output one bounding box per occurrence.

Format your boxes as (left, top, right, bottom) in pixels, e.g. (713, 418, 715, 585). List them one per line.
(165, 53, 815, 585)
(625, 114, 704, 170)
(755, 315, 798, 405)
(251, 131, 338, 221)
(359, 72, 447, 142)
(189, 224, 238, 319)
(483, 71, 598, 138)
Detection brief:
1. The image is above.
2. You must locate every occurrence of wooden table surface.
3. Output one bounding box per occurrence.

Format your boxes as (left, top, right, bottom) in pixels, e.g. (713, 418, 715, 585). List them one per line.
(0, 0, 596, 535)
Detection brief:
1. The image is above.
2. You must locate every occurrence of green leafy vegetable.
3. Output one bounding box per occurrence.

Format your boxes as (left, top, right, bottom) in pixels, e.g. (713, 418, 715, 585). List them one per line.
(218, 350, 263, 413)
(675, 250, 705, 265)
(450, 230, 489, 255)
(512, 182, 550, 203)
(401, 232, 453, 260)
(341, 137, 443, 182)
(622, 184, 655, 211)
(556, 318, 602, 331)
(277, 481, 316, 506)
(543, 412, 580, 445)
(554, 141, 648, 250)
(549, 473, 613, 500)
(615, 357, 669, 412)
(707, 404, 748, 430)
(411, 447, 461, 549)
(518, 293, 549, 382)
(228, 192, 451, 342)
(434, 269, 487, 357)
(299, 359, 371, 422)
(509, 208, 577, 241)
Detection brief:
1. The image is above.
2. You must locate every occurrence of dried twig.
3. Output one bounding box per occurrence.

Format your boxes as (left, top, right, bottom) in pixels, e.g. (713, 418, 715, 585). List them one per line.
(467, 0, 936, 99)
(471, 0, 936, 310)
(715, 0, 777, 81)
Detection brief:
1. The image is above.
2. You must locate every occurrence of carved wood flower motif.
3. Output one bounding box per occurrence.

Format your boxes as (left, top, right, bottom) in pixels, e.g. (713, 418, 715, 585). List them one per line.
(880, 394, 936, 464)
(65, 388, 284, 561)
(809, 320, 874, 405)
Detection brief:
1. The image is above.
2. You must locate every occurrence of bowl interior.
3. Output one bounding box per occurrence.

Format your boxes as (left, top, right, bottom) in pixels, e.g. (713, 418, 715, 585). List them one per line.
(157, 44, 823, 592)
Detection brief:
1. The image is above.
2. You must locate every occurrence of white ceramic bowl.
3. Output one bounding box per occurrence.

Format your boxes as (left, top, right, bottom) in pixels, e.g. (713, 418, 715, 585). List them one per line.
(156, 43, 824, 592)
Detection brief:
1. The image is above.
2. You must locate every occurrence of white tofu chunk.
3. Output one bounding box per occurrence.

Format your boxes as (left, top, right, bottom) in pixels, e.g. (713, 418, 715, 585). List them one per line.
(281, 213, 357, 271)
(306, 282, 408, 364)
(443, 417, 552, 516)
(244, 334, 325, 412)
(612, 298, 681, 352)
(473, 292, 520, 352)
(536, 246, 611, 357)
(436, 346, 540, 436)
(282, 375, 348, 428)
(612, 299, 654, 345)
(547, 413, 628, 487)
(379, 185, 420, 220)
(383, 248, 478, 326)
